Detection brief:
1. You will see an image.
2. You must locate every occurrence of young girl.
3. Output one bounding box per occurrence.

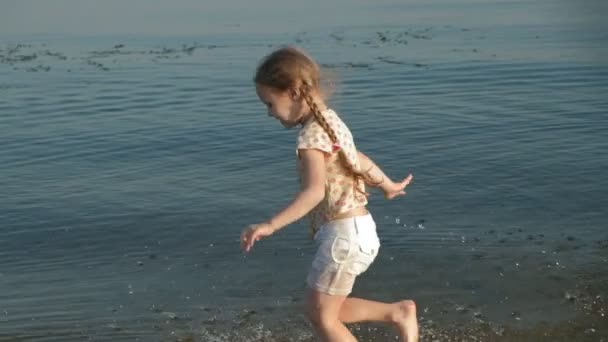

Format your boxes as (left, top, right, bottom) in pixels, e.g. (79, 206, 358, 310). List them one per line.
(240, 46, 419, 342)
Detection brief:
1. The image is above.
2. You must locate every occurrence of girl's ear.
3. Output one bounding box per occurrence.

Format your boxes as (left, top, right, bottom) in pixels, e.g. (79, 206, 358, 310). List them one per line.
(289, 88, 300, 100)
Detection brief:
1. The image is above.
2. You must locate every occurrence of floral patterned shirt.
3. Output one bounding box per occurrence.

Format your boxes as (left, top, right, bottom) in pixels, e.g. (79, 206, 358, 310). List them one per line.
(296, 108, 368, 235)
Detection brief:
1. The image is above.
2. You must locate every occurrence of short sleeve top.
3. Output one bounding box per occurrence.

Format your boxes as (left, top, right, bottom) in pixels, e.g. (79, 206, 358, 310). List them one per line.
(296, 108, 368, 236)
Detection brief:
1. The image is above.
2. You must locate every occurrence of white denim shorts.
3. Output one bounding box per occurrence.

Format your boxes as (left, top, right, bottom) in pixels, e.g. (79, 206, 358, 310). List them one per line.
(306, 213, 380, 296)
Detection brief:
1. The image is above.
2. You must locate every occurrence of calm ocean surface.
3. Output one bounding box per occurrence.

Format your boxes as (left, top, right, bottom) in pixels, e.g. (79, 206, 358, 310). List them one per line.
(1, 0, 607, 340)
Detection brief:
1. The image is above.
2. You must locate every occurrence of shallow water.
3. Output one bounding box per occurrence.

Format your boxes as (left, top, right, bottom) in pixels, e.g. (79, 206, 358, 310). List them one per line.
(1, 0, 607, 340)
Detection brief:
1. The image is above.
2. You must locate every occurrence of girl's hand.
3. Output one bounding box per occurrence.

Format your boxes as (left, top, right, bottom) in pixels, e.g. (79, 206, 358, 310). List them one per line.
(383, 174, 413, 200)
(240, 223, 275, 253)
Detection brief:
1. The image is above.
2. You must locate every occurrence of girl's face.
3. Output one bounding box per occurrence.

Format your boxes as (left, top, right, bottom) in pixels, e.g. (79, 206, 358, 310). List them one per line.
(255, 84, 306, 129)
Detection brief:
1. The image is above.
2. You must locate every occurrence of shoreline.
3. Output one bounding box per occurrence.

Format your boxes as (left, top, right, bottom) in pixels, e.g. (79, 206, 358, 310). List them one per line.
(1, 274, 603, 341)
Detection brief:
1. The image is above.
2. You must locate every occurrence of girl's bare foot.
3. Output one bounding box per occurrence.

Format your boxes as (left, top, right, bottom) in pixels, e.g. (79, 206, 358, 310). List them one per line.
(390, 300, 419, 342)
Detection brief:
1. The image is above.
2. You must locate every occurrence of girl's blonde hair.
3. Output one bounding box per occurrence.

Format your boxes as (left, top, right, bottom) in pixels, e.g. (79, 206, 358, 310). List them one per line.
(254, 46, 376, 200)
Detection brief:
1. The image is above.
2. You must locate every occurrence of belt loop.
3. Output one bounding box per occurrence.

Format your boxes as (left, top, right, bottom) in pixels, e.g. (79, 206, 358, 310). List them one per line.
(354, 217, 359, 235)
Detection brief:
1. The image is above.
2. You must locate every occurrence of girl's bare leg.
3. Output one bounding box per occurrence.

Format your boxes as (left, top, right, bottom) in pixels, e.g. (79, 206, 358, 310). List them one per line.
(339, 298, 419, 342)
(305, 289, 358, 342)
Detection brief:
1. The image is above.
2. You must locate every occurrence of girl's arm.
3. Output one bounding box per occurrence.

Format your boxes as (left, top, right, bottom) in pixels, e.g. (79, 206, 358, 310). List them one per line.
(358, 151, 390, 187)
(358, 151, 413, 200)
(241, 149, 326, 253)
(266, 148, 326, 232)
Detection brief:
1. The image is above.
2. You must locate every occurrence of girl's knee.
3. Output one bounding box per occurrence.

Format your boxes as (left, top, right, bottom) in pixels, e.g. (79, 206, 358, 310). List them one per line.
(402, 299, 416, 313)
(389, 299, 417, 325)
(308, 315, 341, 332)
(305, 302, 338, 329)
(305, 289, 346, 329)
(400, 299, 417, 318)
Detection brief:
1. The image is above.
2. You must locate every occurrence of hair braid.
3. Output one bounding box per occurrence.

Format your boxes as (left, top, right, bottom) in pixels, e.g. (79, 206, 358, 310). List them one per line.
(300, 82, 373, 200)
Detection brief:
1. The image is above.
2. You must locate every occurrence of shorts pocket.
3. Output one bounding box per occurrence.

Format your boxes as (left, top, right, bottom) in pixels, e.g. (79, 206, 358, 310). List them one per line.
(347, 259, 373, 275)
(357, 229, 380, 256)
(355, 217, 380, 256)
(347, 237, 380, 275)
(330, 237, 352, 264)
